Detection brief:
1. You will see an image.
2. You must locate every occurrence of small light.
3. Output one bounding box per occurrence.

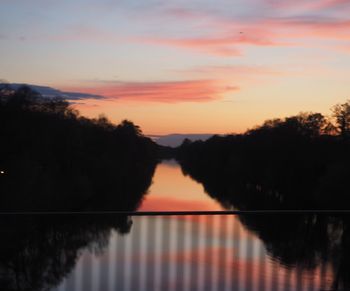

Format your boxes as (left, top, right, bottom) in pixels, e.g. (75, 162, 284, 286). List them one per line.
(0, 170, 5, 174)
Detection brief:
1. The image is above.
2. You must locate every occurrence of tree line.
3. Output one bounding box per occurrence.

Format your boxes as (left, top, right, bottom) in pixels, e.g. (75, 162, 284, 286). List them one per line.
(0, 85, 158, 211)
(176, 101, 350, 289)
(177, 100, 350, 209)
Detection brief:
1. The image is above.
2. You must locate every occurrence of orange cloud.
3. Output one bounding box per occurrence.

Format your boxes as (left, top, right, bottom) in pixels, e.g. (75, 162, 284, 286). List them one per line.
(62, 80, 238, 103)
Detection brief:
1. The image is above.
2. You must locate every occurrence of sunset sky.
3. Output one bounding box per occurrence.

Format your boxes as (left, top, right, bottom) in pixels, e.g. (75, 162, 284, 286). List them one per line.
(1, 0, 350, 134)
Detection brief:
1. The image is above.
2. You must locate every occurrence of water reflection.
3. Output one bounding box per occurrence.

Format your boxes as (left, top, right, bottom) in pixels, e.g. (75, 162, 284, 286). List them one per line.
(2, 214, 349, 291)
(0, 215, 132, 291)
(65, 214, 346, 291)
(139, 160, 223, 211)
(1, 161, 350, 290)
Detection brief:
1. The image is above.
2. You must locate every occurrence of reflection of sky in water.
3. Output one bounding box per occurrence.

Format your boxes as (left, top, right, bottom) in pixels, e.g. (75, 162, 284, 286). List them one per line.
(52, 162, 334, 291)
(53, 215, 333, 291)
(139, 160, 224, 211)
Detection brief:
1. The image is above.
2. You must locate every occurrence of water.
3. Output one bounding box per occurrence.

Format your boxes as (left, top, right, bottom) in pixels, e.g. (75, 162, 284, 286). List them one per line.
(0, 160, 346, 290)
(139, 160, 224, 211)
(51, 215, 334, 291)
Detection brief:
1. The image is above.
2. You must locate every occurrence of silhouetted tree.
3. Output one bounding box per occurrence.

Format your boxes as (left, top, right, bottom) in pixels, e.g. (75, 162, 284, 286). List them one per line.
(332, 100, 350, 138)
(4, 85, 40, 110)
(247, 112, 330, 138)
(177, 102, 350, 210)
(116, 119, 143, 137)
(0, 85, 158, 212)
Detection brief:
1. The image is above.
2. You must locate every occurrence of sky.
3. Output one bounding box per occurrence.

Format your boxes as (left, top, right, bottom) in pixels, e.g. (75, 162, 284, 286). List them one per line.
(1, 0, 350, 135)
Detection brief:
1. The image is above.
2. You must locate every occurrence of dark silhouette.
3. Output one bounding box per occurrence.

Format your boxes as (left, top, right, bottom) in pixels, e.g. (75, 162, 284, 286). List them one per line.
(237, 214, 350, 290)
(175, 106, 350, 289)
(332, 100, 350, 138)
(0, 84, 158, 211)
(177, 108, 350, 210)
(2, 83, 350, 290)
(0, 84, 161, 290)
(0, 214, 133, 290)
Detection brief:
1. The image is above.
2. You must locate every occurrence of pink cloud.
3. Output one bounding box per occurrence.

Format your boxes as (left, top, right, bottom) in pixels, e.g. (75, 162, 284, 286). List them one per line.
(62, 80, 238, 103)
(217, 15, 350, 42)
(309, 0, 348, 9)
(25, 2, 350, 60)
(265, 0, 349, 11)
(133, 3, 350, 57)
(138, 28, 279, 56)
(37, 4, 350, 58)
(262, 18, 350, 42)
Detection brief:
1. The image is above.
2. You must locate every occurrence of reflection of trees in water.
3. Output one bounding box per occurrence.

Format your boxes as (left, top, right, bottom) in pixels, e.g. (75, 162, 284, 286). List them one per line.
(0, 85, 158, 290)
(0, 215, 132, 291)
(177, 108, 350, 289)
(238, 214, 350, 290)
(245, 214, 339, 270)
(179, 157, 350, 289)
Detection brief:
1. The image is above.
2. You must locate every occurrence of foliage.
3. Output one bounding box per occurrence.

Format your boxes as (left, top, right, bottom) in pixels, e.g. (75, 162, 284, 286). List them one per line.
(177, 108, 350, 210)
(0, 85, 158, 211)
(332, 100, 350, 137)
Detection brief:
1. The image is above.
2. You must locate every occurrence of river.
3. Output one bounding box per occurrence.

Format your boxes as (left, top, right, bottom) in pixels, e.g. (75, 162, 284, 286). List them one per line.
(50, 160, 336, 291)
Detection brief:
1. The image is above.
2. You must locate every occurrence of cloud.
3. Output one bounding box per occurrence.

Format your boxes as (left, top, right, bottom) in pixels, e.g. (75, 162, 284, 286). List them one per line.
(1, 83, 105, 100)
(265, 0, 349, 11)
(62, 80, 238, 103)
(20, 2, 350, 58)
(131, 2, 350, 56)
(138, 29, 279, 56)
(146, 15, 350, 55)
(260, 17, 350, 44)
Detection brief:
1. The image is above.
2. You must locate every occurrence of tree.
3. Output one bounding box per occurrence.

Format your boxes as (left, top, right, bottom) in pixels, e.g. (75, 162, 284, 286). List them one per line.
(0, 81, 13, 100)
(332, 100, 350, 138)
(45, 97, 70, 115)
(5, 85, 40, 110)
(297, 112, 328, 137)
(181, 138, 192, 147)
(248, 113, 329, 138)
(116, 120, 143, 137)
(94, 114, 113, 130)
